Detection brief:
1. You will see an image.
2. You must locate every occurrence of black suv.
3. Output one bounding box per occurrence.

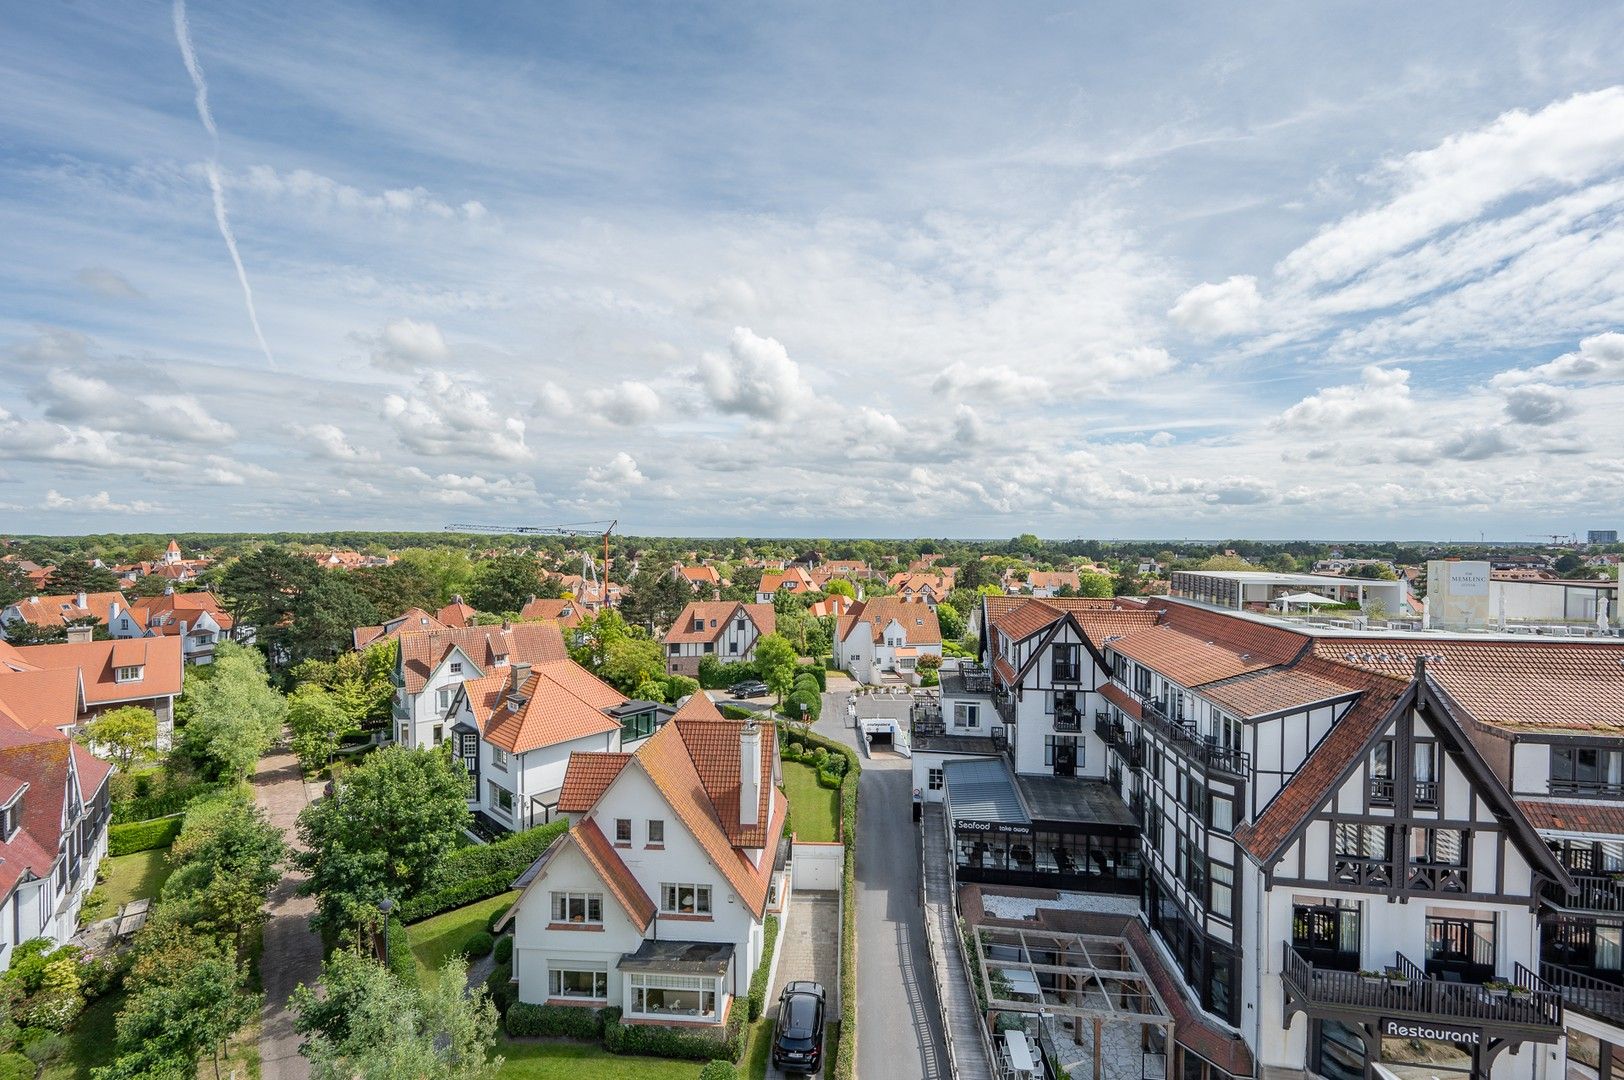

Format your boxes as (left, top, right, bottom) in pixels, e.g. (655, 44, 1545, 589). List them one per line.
(771, 981, 826, 1074)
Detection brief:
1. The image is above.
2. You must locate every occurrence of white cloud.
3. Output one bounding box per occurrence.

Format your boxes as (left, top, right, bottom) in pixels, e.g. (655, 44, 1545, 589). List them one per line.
(534, 381, 573, 416)
(1168, 276, 1262, 337)
(298, 422, 380, 462)
(585, 381, 662, 426)
(1281, 365, 1412, 428)
(932, 362, 1047, 401)
(34, 370, 236, 444)
(585, 451, 647, 490)
(1492, 331, 1624, 386)
(7, 327, 92, 366)
(1084, 346, 1176, 383)
(1500, 383, 1574, 425)
(73, 267, 144, 299)
(382, 370, 530, 461)
(397, 466, 536, 505)
(235, 165, 486, 221)
(369, 317, 450, 370)
(43, 490, 162, 513)
(699, 327, 815, 420)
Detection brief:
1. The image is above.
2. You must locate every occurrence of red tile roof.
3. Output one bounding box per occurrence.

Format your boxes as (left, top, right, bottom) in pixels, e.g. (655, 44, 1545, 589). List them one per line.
(1098, 682, 1142, 720)
(839, 597, 941, 646)
(517, 597, 584, 627)
(1517, 799, 1624, 836)
(396, 623, 567, 695)
(436, 599, 480, 627)
(129, 590, 235, 634)
(483, 660, 628, 754)
(1198, 657, 1366, 719)
(12, 636, 184, 707)
(557, 751, 632, 812)
(5, 591, 137, 630)
(664, 602, 773, 646)
(571, 818, 655, 931)
(353, 607, 448, 649)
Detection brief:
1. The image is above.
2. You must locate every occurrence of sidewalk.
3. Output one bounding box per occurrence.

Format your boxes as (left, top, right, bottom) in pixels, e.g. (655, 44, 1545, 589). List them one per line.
(254, 749, 324, 1080)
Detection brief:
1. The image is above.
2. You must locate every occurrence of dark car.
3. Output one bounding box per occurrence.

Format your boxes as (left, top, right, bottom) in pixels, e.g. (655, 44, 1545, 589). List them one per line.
(771, 981, 825, 1074)
(729, 680, 770, 698)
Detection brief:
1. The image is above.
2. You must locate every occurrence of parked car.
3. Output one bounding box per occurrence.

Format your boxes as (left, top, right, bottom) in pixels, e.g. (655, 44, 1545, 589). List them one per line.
(771, 981, 826, 1074)
(728, 680, 770, 698)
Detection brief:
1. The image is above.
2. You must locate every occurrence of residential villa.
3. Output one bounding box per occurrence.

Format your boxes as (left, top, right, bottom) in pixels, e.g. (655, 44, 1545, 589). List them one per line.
(389, 622, 569, 750)
(886, 571, 953, 608)
(437, 596, 480, 628)
(835, 596, 942, 683)
(128, 589, 241, 664)
(519, 597, 588, 628)
(662, 602, 776, 677)
(354, 607, 451, 649)
(756, 568, 817, 604)
(0, 632, 185, 743)
(496, 694, 788, 1031)
(673, 564, 724, 597)
(0, 591, 144, 641)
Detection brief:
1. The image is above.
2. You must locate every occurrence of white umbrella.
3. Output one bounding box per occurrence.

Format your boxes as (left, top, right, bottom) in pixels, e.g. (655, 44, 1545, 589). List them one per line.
(1276, 592, 1334, 608)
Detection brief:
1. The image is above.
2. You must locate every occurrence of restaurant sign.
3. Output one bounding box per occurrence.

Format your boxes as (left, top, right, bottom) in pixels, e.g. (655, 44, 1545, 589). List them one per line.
(954, 819, 1033, 837)
(1380, 1018, 1481, 1046)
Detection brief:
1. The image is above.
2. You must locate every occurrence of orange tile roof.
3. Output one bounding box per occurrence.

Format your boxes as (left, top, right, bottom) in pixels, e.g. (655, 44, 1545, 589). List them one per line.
(1198, 656, 1367, 719)
(678, 565, 722, 585)
(557, 751, 633, 812)
(1098, 682, 1142, 720)
(1516, 799, 1624, 836)
(129, 590, 235, 633)
(12, 636, 184, 706)
(483, 660, 628, 755)
(988, 598, 1063, 642)
(5, 591, 136, 629)
(0, 668, 82, 732)
(353, 607, 449, 649)
(436, 599, 480, 627)
(571, 818, 656, 931)
(841, 597, 941, 646)
(396, 622, 567, 695)
(672, 693, 727, 721)
(517, 597, 584, 626)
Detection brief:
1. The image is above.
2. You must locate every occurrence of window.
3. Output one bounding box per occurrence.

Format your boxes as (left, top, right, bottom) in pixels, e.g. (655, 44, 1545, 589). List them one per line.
(1551, 746, 1624, 795)
(1208, 861, 1234, 915)
(703, 642, 714, 653)
(621, 711, 655, 742)
(114, 665, 143, 683)
(627, 973, 719, 1020)
(648, 820, 664, 845)
(491, 747, 508, 769)
(668, 643, 680, 655)
(616, 818, 632, 843)
(436, 687, 454, 712)
(1052, 643, 1081, 682)
(432, 724, 444, 746)
(928, 768, 944, 791)
(450, 661, 463, 675)
(0, 800, 17, 841)
(549, 964, 608, 999)
(550, 891, 603, 924)
(488, 782, 514, 819)
(1207, 793, 1234, 835)
(458, 734, 478, 766)
(1335, 823, 1390, 860)
(661, 883, 712, 915)
(729, 640, 740, 655)
(1412, 828, 1467, 866)
(953, 703, 981, 729)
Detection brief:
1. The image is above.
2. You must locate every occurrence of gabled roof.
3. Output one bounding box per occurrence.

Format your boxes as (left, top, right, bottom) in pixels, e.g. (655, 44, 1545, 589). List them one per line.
(396, 622, 567, 695)
(4, 591, 136, 629)
(0, 726, 113, 900)
(436, 599, 479, 627)
(10, 636, 184, 706)
(838, 597, 941, 646)
(572, 818, 656, 931)
(759, 568, 817, 594)
(677, 565, 722, 585)
(557, 751, 633, 812)
(483, 660, 628, 754)
(129, 590, 235, 634)
(0, 667, 82, 732)
(353, 607, 448, 649)
(664, 601, 750, 645)
(518, 597, 584, 626)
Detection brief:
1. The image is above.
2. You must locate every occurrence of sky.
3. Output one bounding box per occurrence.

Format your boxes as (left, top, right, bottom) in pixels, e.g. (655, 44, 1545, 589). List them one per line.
(3, 1, 1624, 540)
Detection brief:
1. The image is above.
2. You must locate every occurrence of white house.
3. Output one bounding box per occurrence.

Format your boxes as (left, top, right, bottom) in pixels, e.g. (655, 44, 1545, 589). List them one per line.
(127, 589, 242, 664)
(662, 601, 776, 677)
(498, 694, 788, 1030)
(449, 657, 668, 830)
(836, 596, 943, 684)
(756, 568, 816, 605)
(391, 622, 568, 750)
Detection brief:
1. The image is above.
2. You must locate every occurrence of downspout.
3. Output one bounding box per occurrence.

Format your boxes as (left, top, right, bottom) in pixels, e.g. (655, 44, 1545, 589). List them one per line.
(1253, 860, 1266, 1078)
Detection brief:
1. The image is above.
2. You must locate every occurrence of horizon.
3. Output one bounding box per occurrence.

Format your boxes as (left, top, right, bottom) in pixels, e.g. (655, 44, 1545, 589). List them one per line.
(4, 3, 1624, 536)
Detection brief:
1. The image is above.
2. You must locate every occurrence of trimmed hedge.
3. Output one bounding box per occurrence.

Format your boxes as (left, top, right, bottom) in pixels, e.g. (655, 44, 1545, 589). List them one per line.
(603, 1006, 745, 1062)
(386, 918, 416, 990)
(505, 1002, 604, 1039)
(720, 705, 755, 721)
(793, 663, 827, 692)
(485, 960, 517, 1015)
(747, 914, 781, 1021)
(700, 1062, 738, 1080)
(107, 815, 182, 856)
(400, 819, 568, 923)
(696, 657, 760, 690)
(494, 935, 512, 964)
(464, 930, 494, 957)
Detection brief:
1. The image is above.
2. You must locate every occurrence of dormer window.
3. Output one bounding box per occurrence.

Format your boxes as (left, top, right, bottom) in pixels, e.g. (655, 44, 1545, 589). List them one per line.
(494, 656, 509, 667)
(0, 798, 18, 841)
(114, 666, 143, 683)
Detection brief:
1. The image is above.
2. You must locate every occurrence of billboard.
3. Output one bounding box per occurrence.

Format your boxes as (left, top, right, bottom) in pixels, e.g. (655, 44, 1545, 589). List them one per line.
(1427, 560, 1492, 630)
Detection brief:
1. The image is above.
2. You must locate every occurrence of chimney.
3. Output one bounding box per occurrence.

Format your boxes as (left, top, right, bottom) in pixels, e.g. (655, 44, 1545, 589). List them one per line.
(65, 624, 93, 644)
(76, 591, 87, 609)
(510, 660, 532, 694)
(164, 585, 175, 596)
(738, 722, 762, 828)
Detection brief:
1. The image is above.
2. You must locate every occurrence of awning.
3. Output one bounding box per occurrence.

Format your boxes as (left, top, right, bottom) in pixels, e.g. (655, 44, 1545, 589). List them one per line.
(618, 939, 735, 977)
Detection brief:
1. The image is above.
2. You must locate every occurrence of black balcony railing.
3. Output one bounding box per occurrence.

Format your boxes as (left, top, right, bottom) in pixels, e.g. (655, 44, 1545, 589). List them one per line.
(1369, 777, 1438, 806)
(1549, 778, 1624, 798)
(1095, 716, 1126, 746)
(1541, 962, 1624, 1023)
(1284, 944, 1562, 1031)
(1053, 710, 1082, 733)
(993, 693, 1019, 728)
(1134, 693, 1251, 776)
(1542, 873, 1624, 913)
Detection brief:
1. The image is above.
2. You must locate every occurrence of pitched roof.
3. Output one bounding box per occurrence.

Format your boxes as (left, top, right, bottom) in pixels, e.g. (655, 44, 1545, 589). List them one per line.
(557, 751, 633, 812)
(571, 818, 656, 931)
(1108, 601, 1307, 687)
(0, 730, 110, 900)
(396, 622, 567, 695)
(671, 693, 727, 721)
(1098, 681, 1142, 720)
(1516, 799, 1624, 836)
(436, 599, 480, 627)
(518, 597, 584, 626)
(353, 607, 448, 649)
(4, 591, 136, 629)
(1197, 657, 1366, 719)
(839, 597, 941, 646)
(129, 590, 235, 634)
(677, 565, 722, 585)
(664, 602, 748, 645)
(0, 667, 82, 732)
(989, 597, 1064, 642)
(483, 660, 628, 754)
(760, 568, 817, 594)
(11, 636, 184, 707)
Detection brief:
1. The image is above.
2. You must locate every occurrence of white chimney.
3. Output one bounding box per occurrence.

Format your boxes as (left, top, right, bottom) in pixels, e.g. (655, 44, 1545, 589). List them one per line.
(75, 591, 87, 609)
(738, 722, 762, 828)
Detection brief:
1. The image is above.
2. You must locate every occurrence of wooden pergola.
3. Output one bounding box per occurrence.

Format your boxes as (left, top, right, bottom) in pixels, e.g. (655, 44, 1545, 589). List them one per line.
(975, 927, 1174, 1080)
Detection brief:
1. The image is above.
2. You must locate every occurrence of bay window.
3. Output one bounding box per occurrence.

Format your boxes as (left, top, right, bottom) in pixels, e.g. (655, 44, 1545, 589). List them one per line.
(627, 973, 720, 1020)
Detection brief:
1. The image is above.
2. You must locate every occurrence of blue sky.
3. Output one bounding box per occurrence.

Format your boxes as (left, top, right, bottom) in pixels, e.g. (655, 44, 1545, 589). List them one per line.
(3, 1, 1624, 539)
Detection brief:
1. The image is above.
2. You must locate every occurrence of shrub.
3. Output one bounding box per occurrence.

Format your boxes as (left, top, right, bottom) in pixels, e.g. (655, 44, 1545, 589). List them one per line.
(494, 935, 512, 965)
(504, 1001, 603, 1039)
(79, 887, 109, 925)
(720, 704, 755, 720)
(696, 656, 760, 690)
(0, 1052, 33, 1080)
(810, 747, 829, 769)
(386, 918, 416, 990)
(784, 742, 805, 762)
(700, 1061, 739, 1080)
(794, 664, 827, 691)
(464, 930, 494, 958)
(747, 914, 781, 1021)
(786, 689, 820, 724)
(485, 903, 511, 933)
(484, 961, 516, 1015)
(817, 766, 843, 790)
(603, 1006, 744, 1061)
(920, 669, 940, 687)
(107, 815, 182, 856)
(792, 672, 820, 696)
(399, 819, 568, 923)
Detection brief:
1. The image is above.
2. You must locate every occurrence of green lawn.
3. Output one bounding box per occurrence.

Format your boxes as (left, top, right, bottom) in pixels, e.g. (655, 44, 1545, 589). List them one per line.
(781, 761, 839, 842)
(742, 1018, 775, 1080)
(98, 848, 174, 912)
(40, 990, 123, 1080)
(406, 891, 519, 980)
(496, 1038, 704, 1079)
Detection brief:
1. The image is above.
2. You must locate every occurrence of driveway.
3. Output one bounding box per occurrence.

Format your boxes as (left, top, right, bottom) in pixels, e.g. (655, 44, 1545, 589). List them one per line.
(815, 691, 949, 1080)
(254, 749, 324, 1080)
(766, 891, 840, 1079)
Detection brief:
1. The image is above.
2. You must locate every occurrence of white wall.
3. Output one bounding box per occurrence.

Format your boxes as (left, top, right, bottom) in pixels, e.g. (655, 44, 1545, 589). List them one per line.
(511, 841, 644, 1008)
(791, 842, 843, 891)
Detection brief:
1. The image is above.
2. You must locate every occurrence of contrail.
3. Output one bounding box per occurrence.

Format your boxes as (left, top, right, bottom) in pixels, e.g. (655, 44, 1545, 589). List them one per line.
(172, 0, 275, 368)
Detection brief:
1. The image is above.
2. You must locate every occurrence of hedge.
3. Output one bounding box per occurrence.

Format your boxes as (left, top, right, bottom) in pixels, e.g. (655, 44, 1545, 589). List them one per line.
(0, 1052, 33, 1080)
(720, 705, 755, 721)
(107, 815, 182, 856)
(699, 1062, 738, 1080)
(785, 727, 859, 1079)
(494, 935, 512, 965)
(485, 960, 517, 1015)
(696, 656, 760, 690)
(400, 819, 568, 923)
(110, 778, 231, 824)
(603, 1006, 745, 1062)
(746, 914, 781, 1021)
(386, 918, 416, 989)
(464, 930, 494, 957)
(505, 1002, 604, 1039)
(793, 663, 827, 692)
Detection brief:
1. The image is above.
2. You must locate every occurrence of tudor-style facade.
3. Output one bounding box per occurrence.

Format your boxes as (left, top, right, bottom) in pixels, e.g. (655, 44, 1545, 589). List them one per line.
(661, 602, 776, 678)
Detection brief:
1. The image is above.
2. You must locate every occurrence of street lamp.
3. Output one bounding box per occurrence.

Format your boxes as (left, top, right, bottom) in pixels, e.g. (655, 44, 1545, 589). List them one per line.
(378, 897, 395, 966)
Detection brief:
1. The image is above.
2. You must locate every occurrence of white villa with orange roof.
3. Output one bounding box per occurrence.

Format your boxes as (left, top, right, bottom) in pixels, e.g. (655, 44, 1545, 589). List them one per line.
(836, 596, 943, 684)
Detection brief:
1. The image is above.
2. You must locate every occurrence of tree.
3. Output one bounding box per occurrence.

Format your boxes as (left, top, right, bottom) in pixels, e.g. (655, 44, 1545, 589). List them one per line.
(396, 548, 476, 608)
(292, 641, 398, 729)
(350, 561, 439, 620)
(755, 634, 797, 707)
(295, 746, 471, 935)
(618, 567, 692, 632)
(289, 572, 380, 664)
(288, 686, 351, 772)
(161, 797, 286, 952)
(180, 643, 286, 779)
(467, 554, 544, 614)
(81, 705, 157, 767)
(569, 609, 633, 672)
(219, 546, 322, 663)
(1196, 554, 1253, 572)
(599, 637, 665, 694)
(96, 937, 260, 1080)
(45, 560, 121, 595)
(1112, 568, 1142, 597)
(824, 578, 857, 599)
(0, 561, 30, 607)
(1077, 572, 1113, 598)
(935, 601, 965, 641)
(956, 557, 996, 592)
(293, 951, 501, 1080)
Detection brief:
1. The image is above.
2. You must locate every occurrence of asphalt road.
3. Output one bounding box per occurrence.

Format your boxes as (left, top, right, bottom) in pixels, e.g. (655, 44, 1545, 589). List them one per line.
(817, 689, 949, 1080)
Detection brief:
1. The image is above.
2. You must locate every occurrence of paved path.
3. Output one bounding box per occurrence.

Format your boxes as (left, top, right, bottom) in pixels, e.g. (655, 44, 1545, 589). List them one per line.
(766, 891, 841, 1080)
(255, 750, 323, 1080)
(816, 691, 949, 1080)
(924, 804, 994, 1079)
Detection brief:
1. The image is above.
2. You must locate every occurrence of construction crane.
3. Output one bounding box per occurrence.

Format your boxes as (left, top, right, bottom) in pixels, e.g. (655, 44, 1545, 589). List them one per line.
(1528, 533, 1577, 547)
(446, 520, 618, 587)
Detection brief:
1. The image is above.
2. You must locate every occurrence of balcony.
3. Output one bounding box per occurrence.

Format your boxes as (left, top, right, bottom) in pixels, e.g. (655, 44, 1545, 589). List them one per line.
(1541, 872, 1624, 914)
(993, 692, 1019, 728)
(1135, 695, 1251, 777)
(1283, 945, 1562, 1035)
(1095, 714, 1126, 747)
(1541, 963, 1624, 1024)
(1053, 709, 1082, 734)
(1369, 778, 1439, 806)
(1549, 778, 1624, 799)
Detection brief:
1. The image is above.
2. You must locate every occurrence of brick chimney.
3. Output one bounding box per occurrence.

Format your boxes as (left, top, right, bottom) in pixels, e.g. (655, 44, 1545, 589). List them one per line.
(738, 721, 762, 828)
(509, 660, 532, 694)
(65, 625, 93, 644)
